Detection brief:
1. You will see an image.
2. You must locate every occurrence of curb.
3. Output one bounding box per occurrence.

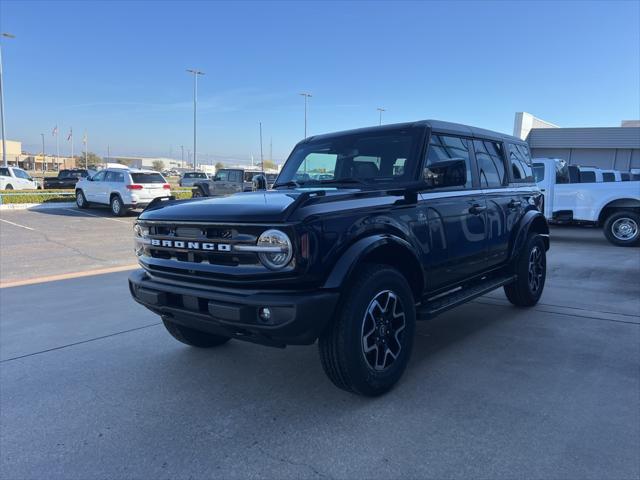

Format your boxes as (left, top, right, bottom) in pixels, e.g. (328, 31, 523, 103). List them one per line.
(0, 202, 77, 211)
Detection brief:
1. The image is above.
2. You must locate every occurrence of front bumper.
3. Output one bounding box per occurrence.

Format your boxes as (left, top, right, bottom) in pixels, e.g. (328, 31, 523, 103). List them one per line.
(128, 269, 339, 347)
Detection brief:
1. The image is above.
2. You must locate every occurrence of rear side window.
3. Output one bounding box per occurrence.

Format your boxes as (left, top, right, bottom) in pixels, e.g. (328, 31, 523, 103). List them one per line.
(425, 134, 472, 189)
(131, 173, 165, 184)
(580, 171, 596, 183)
(0, 167, 10, 176)
(602, 172, 615, 182)
(229, 171, 242, 182)
(621, 173, 630, 181)
(474, 139, 506, 188)
(508, 144, 534, 182)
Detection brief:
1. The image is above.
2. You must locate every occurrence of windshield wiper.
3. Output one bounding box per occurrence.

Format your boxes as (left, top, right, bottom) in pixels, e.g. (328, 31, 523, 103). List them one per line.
(316, 177, 369, 186)
(273, 180, 302, 189)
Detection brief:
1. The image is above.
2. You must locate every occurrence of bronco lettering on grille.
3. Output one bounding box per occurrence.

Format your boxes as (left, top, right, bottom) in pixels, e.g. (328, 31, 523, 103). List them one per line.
(150, 238, 232, 252)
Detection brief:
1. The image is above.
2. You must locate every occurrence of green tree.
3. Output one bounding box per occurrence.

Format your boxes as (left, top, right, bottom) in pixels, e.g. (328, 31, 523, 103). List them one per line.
(116, 158, 133, 166)
(151, 160, 165, 172)
(77, 152, 102, 169)
(262, 160, 277, 170)
(214, 162, 225, 171)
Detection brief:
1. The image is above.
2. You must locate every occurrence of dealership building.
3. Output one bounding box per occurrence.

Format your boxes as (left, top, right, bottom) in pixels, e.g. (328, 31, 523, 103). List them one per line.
(514, 112, 640, 171)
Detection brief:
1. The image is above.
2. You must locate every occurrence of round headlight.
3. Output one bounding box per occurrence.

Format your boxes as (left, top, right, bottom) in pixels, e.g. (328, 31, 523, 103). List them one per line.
(257, 229, 293, 270)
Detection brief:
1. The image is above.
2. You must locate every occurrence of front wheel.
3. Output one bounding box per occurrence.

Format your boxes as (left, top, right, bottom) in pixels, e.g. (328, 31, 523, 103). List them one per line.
(76, 190, 89, 209)
(162, 319, 231, 348)
(603, 211, 640, 247)
(192, 187, 205, 198)
(318, 264, 416, 396)
(504, 233, 546, 307)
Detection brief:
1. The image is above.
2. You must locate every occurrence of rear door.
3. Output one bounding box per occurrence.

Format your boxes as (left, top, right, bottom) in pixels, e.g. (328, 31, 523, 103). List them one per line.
(228, 170, 243, 193)
(420, 133, 488, 290)
(474, 139, 513, 267)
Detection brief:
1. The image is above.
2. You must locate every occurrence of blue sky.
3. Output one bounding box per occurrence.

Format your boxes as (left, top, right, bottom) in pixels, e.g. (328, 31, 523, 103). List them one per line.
(1, 0, 639, 164)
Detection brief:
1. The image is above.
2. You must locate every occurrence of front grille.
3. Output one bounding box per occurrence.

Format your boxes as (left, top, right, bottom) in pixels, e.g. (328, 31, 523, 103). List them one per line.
(139, 222, 265, 268)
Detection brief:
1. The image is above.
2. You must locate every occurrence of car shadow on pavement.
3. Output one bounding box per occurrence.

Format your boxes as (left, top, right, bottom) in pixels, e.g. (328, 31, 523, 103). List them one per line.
(31, 205, 140, 218)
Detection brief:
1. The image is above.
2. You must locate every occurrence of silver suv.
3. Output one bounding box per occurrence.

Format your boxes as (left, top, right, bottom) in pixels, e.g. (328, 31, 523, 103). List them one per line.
(75, 168, 171, 216)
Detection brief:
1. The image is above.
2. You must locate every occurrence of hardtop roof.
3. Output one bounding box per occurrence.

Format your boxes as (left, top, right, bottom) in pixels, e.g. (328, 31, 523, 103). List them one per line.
(302, 120, 526, 145)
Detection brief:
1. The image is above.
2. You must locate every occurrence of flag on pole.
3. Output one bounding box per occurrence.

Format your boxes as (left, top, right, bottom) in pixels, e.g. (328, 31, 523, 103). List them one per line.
(52, 125, 58, 136)
(67, 128, 73, 141)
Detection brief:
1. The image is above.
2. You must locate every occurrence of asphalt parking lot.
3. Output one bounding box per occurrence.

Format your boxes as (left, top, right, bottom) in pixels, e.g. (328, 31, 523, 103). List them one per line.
(1, 207, 639, 479)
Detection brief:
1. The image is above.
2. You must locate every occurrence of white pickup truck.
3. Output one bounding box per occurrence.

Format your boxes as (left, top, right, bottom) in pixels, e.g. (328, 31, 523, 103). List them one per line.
(533, 158, 640, 246)
(0, 166, 39, 190)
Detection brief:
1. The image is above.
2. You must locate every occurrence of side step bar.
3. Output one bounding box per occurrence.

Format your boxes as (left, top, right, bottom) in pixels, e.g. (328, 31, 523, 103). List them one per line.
(417, 274, 516, 320)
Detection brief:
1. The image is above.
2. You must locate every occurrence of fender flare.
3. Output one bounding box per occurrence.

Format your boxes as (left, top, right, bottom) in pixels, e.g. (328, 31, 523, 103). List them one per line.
(323, 234, 423, 291)
(193, 182, 210, 196)
(509, 210, 550, 261)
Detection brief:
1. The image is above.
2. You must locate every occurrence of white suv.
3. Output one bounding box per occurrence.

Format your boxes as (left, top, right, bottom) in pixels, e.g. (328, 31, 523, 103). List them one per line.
(75, 168, 171, 216)
(0, 166, 39, 190)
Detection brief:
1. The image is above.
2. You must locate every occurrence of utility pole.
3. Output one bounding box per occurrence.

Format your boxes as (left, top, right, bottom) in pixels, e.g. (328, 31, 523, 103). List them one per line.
(186, 69, 204, 170)
(259, 122, 264, 172)
(41, 133, 45, 172)
(83, 132, 88, 169)
(180, 145, 184, 168)
(54, 125, 59, 170)
(300, 92, 312, 138)
(269, 137, 273, 165)
(1, 33, 16, 167)
(107, 144, 110, 162)
(377, 107, 386, 126)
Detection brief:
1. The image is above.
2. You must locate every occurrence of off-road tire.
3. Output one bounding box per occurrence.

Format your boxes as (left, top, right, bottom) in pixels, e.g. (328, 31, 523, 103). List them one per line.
(162, 318, 231, 348)
(603, 210, 640, 247)
(76, 190, 88, 209)
(504, 233, 546, 307)
(110, 195, 127, 217)
(318, 264, 416, 396)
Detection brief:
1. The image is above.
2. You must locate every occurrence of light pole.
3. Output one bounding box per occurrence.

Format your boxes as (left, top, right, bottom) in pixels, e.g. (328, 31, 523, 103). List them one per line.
(377, 107, 386, 126)
(300, 92, 312, 138)
(180, 145, 184, 169)
(186, 69, 204, 170)
(1, 33, 16, 167)
(41, 133, 45, 172)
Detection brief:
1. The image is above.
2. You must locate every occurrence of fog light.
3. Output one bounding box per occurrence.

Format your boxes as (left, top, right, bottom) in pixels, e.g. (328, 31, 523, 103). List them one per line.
(258, 307, 272, 322)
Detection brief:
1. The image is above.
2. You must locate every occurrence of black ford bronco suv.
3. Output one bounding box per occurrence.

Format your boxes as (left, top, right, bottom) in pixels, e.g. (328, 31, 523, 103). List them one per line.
(129, 120, 549, 396)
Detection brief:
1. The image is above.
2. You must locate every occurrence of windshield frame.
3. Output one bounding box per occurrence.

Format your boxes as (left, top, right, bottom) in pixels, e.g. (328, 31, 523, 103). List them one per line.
(275, 126, 426, 189)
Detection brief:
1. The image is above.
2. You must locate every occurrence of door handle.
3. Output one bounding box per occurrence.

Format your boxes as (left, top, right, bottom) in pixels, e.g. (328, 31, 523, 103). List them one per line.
(468, 204, 487, 215)
(508, 200, 522, 209)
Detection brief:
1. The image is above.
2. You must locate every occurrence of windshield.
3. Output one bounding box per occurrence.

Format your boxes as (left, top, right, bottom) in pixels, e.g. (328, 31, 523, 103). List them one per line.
(276, 127, 422, 188)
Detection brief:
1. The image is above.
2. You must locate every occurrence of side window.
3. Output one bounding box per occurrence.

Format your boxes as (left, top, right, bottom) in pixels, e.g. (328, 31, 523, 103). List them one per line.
(0, 167, 9, 176)
(424, 134, 472, 189)
(579, 171, 596, 183)
(508, 143, 534, 182)
(532, 163, 545, 183)
(105, 171, 116, 182)
(215, 170, 229, 181)
(602, 172, 615, 182)
(229, 171, 242, 182)
(474, 139, 506, 189)
(92, 171, 107, 182)
(14, 169, 31, 179)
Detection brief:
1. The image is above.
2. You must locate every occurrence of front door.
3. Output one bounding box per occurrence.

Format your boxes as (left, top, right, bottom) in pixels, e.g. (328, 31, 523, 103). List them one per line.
(85, 170, 106, 202)
(421, 134, 488, 291)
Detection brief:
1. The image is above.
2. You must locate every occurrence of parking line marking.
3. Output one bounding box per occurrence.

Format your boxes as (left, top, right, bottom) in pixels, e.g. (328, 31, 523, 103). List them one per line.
(63, 208, 131, 224)
(0, 264, 139, 289)
(0, 218, 36, 231)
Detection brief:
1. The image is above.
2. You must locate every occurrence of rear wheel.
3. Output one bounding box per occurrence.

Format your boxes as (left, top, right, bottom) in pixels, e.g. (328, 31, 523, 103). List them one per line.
(603, 211, 640, 247)
(318, 264, 416, 396)
(110, 195, 127, 216)
(504, 233, 546, 307)
(162, 318, 231, 348)
(76, 190, 88, 209)
(192, 187, 205, 198)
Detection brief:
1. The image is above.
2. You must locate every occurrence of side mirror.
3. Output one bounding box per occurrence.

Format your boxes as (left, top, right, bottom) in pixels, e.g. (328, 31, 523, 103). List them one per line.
(252, 174, 267, 191)
(423, 159, 467, 188)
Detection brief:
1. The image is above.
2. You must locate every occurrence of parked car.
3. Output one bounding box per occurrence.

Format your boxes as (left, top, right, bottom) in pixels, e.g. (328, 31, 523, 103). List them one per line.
(179, 171, 208, 187)
(534, 158, 640, 246)
(191, 168, 277, 197)
(129, 120, 549, 396)
(0, 166, 38, 190)
(75, 168, 171, 216)
(43, 169, 90, 189)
